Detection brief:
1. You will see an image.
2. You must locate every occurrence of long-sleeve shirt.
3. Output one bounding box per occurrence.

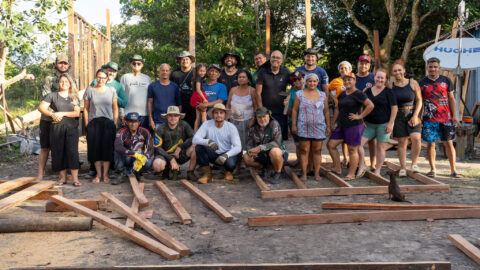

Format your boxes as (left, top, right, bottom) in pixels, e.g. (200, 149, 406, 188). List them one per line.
(114, 127, 154, 159)
(246, 119, 285, 152)
(153, 120, 194, 162)
(192, 120, 242, 158)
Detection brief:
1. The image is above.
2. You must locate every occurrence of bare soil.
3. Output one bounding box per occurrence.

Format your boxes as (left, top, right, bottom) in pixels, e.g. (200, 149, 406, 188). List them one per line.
(0, 137, 479, 269)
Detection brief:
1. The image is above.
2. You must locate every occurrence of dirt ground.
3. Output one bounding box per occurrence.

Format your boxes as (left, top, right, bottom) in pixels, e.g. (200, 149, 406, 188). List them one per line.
(1, 136, 480, 269)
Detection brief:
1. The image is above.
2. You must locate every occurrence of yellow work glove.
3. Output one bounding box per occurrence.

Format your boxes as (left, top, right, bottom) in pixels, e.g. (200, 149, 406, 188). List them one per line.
(133, 152, 147, 172)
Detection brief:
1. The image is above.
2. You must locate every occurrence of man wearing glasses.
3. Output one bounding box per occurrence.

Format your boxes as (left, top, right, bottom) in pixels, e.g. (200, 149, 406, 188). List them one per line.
(120, 54, 151, 129)
(37, 54, 77, 180)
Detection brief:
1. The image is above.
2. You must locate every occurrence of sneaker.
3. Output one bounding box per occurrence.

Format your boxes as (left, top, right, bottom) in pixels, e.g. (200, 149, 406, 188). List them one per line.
(399, 169, 407, 177)
(111, 173, 129, 185)
(270, 172, 282, 184)
(411, 164, 420, 173)
(133, 170, 143, 182)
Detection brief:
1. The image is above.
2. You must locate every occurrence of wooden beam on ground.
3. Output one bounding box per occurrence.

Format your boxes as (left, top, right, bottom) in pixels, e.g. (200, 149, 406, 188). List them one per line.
(284, 166, 307, 189)
(125, 182, 144, 228)
(50, 195, 179, 260)
(261, 184, 450, 199)
(129, 175, 149, 208)
(0, 217, 93, 233)
(447, 234, 480, 265)
(155, 181, 192, 225)
(322, 202, 480, 210)
(249, 167, 270, 191)
(0, 181, 55, 212)
(0, 177, 36, 196)
(45, 199, 101, 212)
(364, 171, 390, 185)
(248, 208, 480, 227)
(384, 161, 444, 185)
(100, 192, 189, 256)
(319, 167, 353, 187)
(179, 180, 233, 222)
(29, 189, 62, 200)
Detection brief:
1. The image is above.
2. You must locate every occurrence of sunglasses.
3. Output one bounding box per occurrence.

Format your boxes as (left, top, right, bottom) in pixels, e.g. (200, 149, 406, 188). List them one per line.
(131, 62, 143, 66)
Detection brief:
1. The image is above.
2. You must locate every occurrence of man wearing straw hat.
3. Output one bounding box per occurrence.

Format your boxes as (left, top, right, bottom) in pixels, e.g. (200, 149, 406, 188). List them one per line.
(153, 106, 197, 181)
(193, 103, 242, 183)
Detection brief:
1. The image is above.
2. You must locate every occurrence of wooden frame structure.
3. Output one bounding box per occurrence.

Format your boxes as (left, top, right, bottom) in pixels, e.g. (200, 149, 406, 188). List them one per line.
(250, 162, 449, 199)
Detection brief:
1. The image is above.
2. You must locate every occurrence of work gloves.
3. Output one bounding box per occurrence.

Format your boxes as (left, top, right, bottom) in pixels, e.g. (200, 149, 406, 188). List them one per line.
(215, 154, 228, 165)
(208, 140, 219, 151)
(133, 152, 147, 172)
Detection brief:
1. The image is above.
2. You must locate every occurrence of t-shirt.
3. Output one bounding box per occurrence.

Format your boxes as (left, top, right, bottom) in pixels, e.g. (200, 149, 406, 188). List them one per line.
(41, 73, 77, 121)
(120, 73, 151, 116)
(43, 92, 79, 113)
(147, 81, 181, 124)
(148, 81, 182, 123)
(256, 67, 290, 114)
(203, 82, 228, 103)
(218, 69, 239, 94)
(337, 90, 367, 128)
(295, 65, 329, 85)
(170, 68, 194, 105)
(364, 87, 397, 124)
(355, 73, 374, 91)
(90, 79, 127, 108)
(419, 75, 454, 122)
(83, 86, 117, 121)
(154, 120, 194, 161)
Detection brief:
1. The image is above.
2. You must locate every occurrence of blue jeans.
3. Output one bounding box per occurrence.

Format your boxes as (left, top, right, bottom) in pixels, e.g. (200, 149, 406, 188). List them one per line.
(195, 145, 238, 172)
(114, 152, 152, 174)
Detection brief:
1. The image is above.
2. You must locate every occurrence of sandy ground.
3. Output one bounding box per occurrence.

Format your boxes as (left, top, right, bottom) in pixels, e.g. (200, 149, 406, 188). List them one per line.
(0, 136, 479, 269)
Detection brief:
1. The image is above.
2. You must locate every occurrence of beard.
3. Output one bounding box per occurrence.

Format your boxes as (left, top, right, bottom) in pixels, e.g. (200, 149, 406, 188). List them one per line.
(225, 61, 236, 68)
(258, 120, 269, 128)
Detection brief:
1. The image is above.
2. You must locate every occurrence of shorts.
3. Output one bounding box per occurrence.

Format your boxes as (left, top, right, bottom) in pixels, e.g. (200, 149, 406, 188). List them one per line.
(422, 121, 456, 143)
(254, 149, 288, 166)
(39, 119, 52, 149)
(393, 109, 422, 138)
(329, 123, 364, 146)
(362, 122, 391, 143)
(154, 146, 190, 165)
(298, 136, 325, 142)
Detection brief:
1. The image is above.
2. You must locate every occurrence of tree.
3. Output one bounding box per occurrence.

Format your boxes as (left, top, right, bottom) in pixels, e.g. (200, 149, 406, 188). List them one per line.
(0, 0, 69, 89)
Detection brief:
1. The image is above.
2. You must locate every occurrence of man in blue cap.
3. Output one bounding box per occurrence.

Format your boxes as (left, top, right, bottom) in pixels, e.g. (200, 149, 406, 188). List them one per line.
(113, 112, 154, 184)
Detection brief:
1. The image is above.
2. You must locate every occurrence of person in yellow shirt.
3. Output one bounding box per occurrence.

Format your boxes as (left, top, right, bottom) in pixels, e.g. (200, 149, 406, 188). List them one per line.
(328, 61, 352, 168)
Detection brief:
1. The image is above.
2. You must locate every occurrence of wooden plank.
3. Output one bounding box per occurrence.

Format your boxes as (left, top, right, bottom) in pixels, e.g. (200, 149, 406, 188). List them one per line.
(125, 182, 144, 228)
(373, 30, 381, 71)
(248, 208, 480, 227)
(106, 9, 111, 61)
(319, 167, 353, 187)
(364, 171, 390, 185)
(0, 181, 55, 212)
(28, 189, 62, 200)
(284, 166, 307, 189)
(129, 175, 149, 208)
(67, 0, 76, 79)
(322, 202, 480, 210)
(0, 217, 92, 233)
(384, 161, 444, 185)
(305, 0, 311, 48)
(50, 195, 179, 260)
(180, 180, 233, 222)
(155, 181, 192, 225)
(249, 167, 270, 191)
(45, 199, 101, 212)
(447, 234, 480, 265)
(261, 184, 450, 199)
(0, 177, 36, 196)
(100, 192, 189, 256)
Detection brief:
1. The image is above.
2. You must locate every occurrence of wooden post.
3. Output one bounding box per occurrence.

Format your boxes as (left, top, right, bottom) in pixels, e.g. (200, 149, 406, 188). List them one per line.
(106, 9, 111, 62)
(87, 27, 93, 82)
(435, 25, 442, 43)
(189, 0, 195, 56)
(460, 70, 470, 117)
(305, 0, 311, 48)
(266, 9, 270, 55)
(373, 30, 381, 71)
(78, 20, 85, 89)
(67, 0, 76, 79)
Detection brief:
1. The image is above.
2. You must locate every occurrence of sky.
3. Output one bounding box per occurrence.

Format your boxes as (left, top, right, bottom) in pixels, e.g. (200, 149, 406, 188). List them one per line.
(72, 0, 124, 27)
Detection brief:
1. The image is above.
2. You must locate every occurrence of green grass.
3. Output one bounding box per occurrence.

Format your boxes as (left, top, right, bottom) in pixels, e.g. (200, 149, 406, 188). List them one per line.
(0, 99, 40, 124)
(459, 170, 480, 180)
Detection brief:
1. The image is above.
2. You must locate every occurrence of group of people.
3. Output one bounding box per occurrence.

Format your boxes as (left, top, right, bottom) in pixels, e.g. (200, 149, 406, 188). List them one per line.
(36, 47, 463, 186)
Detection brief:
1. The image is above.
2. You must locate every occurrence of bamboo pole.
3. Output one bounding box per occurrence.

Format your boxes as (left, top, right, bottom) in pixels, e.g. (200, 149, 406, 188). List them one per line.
(305, 0, 311, 48)
(189, 0, 195, 56)
(266, 9, 270, 55)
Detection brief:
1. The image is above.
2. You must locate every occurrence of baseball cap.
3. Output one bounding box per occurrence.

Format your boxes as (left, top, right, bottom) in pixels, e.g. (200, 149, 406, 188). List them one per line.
(358, 55, 371, 63)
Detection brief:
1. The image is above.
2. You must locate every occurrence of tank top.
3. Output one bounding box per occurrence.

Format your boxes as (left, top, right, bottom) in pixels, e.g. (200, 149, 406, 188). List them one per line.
(296, 90, 327, 139)
(392, 79, 415, 107)
(230, 92, 254, 121)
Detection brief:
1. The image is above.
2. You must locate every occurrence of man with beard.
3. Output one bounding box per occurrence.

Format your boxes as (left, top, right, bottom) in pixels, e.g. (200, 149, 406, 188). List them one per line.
(37, 54, 77, 180)
(256, 50, 290, 140)
(170, 51, 196, 128)
(193, 104, 242, 184)
(218, 52, 241, 94)
(419, 57, 461, 178)
(295, 48, 330, 99)
(244, 107, 287, 184)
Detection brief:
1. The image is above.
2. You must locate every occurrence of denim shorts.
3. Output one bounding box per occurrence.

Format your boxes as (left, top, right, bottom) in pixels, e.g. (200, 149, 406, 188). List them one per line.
(362, 122, 391, 143)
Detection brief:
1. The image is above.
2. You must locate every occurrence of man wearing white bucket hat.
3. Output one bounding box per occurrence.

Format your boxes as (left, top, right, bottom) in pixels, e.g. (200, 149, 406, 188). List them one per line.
(193, 103, 242, 183)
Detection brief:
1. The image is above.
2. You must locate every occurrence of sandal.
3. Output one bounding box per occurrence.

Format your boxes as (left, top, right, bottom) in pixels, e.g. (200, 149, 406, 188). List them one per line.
(343, 175, 355, 181)
(426, 171, 436, 178)
(341, 160, 349, 169)
(103, 177, 111, 184)
(356, 167, 367, 178)
(92, 177, 101, 183)
(450, 172, 463, 178)
(73, 181, 82, 187)
(56, 180, 66, 186)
